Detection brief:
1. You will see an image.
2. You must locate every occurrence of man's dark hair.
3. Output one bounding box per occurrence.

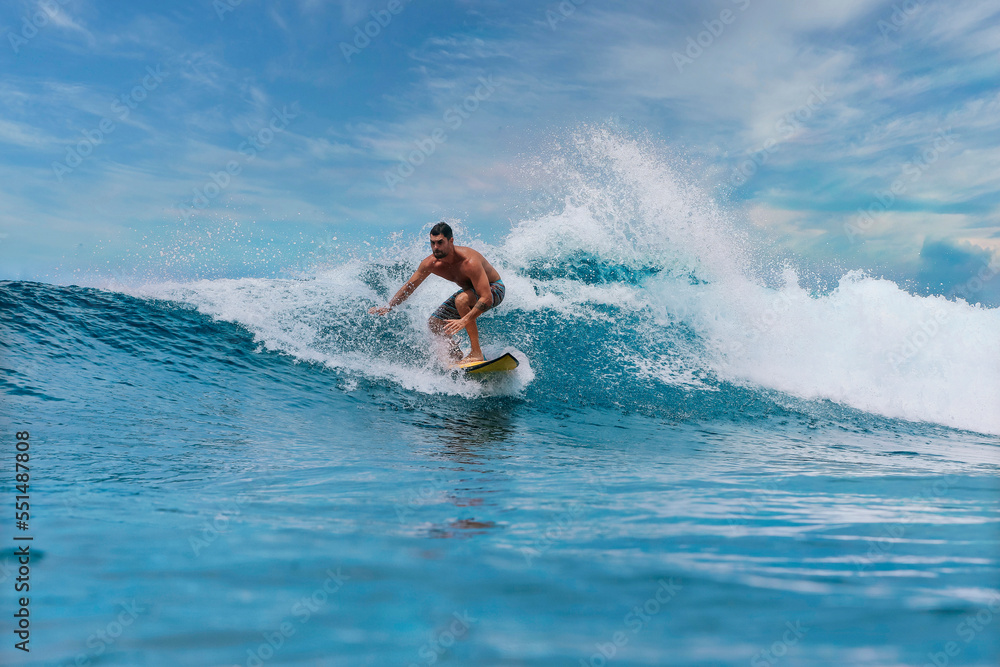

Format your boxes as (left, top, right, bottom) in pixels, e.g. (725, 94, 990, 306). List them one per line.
(429, 222, 453, 239)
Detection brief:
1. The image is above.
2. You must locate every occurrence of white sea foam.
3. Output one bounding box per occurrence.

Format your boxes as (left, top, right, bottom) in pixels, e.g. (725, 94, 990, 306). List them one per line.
(129, 263, 534, 399)
(688, 271, 1000, 435)
(501, 128, 999, 435)
(115, 127, 997, 434)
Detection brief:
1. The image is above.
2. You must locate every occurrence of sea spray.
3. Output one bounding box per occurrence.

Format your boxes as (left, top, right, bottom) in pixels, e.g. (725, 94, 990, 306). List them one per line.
(92, 126, 999, 435)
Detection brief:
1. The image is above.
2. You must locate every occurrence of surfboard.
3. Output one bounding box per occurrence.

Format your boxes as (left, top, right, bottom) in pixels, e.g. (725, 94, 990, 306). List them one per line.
(451, 352, 519, 375)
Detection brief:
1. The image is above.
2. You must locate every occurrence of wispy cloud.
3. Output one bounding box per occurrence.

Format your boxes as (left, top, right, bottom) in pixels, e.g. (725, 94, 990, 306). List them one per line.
(0, 0, 998, 289)
(0, 117, 58, 149)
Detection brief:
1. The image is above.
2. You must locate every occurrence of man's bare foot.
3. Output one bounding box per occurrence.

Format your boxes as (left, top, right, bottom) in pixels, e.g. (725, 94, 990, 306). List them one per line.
(459, 352, 485, 364)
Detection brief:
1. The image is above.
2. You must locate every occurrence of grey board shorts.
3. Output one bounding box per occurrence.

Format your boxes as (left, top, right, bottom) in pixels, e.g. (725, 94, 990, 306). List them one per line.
(430, 279, 505, 320)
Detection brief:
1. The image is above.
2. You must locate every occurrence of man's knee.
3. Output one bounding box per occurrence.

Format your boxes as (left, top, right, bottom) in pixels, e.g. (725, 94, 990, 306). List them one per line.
(454, 291, 475, 309)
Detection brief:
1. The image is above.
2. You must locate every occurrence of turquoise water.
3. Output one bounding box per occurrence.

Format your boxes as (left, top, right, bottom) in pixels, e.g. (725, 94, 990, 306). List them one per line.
(2, 133, 999, 665)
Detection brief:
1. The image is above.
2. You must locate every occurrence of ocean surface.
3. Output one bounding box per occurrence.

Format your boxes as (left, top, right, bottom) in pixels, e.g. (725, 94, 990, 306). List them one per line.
(2, 132, 999, 666)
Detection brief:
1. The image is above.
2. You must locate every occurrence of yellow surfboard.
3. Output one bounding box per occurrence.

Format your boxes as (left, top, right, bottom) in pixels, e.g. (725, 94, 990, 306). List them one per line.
(452, 353, 519, 375)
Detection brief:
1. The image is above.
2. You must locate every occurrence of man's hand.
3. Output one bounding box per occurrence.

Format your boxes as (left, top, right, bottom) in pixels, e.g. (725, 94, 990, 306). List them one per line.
(368, 306, 391, 316)
(443, 318, 467, 336)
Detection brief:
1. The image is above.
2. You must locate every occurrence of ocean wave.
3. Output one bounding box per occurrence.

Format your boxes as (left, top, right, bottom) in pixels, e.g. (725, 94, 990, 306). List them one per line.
(38, 127, 1000, 436)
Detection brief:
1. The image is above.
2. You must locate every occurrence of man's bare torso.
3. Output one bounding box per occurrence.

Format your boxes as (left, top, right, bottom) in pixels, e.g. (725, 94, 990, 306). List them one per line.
(427, 246, 500, 290)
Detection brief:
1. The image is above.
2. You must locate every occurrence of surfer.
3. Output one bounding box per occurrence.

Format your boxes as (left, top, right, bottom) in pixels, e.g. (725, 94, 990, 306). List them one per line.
(368, 222, 505, 364)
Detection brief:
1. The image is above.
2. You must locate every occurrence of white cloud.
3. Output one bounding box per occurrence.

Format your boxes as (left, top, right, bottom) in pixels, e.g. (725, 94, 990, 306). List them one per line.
(41, 1, 92, 38)
(3, 0, 1000, 281)
(921, 0, 1000, 56)
(0, 118, 58, 149)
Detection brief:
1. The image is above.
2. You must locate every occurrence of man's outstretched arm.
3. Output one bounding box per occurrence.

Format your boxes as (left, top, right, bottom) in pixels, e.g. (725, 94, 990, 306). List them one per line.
(368, 260, 432, 315)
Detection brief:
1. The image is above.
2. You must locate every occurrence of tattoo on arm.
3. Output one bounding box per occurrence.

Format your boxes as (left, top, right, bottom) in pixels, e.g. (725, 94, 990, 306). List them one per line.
(475, 301, 489, 312)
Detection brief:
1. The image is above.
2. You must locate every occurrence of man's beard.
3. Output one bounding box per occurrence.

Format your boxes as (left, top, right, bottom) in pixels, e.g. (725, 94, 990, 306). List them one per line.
(432, 250, 447, 258)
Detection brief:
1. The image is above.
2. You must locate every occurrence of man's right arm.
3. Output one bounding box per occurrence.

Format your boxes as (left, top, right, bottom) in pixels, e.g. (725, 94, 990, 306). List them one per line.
(369, 259, 432, 315)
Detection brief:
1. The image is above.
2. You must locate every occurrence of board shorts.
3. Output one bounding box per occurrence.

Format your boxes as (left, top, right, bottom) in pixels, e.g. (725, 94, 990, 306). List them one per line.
(430, 279, 505, 321)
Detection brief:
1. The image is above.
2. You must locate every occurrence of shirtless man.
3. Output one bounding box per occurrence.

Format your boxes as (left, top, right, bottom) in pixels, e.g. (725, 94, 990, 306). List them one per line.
(368, 222, 505, 364)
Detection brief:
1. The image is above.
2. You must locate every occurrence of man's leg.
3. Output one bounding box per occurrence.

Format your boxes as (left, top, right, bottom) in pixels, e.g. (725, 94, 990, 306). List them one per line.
(428, 289, 464, 362)
(428, 316, 463, 361)
(454, 290, 484, 362)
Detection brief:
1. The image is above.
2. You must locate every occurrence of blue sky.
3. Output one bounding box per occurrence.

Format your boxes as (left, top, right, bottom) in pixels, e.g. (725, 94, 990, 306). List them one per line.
(1, 0, 998, 300)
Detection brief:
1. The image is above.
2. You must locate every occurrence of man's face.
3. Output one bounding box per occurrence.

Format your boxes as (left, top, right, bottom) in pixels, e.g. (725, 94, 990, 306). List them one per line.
(430, 234, 453, 259)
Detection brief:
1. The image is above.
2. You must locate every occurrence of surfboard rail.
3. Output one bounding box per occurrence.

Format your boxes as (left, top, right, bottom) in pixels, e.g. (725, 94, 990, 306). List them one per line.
(452, 352, 519, 374)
